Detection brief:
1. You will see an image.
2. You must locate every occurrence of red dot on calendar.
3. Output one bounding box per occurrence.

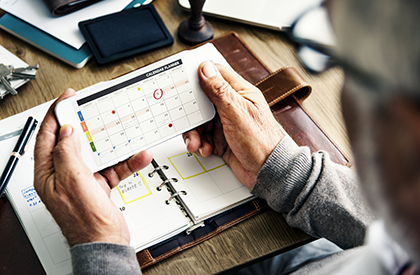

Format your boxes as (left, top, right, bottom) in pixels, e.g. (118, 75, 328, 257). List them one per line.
(168, 123, 173, 128)
(112, 110, 116, 114)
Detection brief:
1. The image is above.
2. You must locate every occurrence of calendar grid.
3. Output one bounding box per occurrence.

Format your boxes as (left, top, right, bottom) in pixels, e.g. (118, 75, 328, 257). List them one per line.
(73, 59, 203, 166)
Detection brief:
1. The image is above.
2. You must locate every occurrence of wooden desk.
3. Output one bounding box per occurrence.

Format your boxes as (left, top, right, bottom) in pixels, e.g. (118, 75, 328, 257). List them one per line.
(0, 0, 349, 274)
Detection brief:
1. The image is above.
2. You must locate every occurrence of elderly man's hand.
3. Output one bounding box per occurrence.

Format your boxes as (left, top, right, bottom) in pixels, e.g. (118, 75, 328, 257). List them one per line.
(183, 62, 284, 189)
(34, 89, 153, 247)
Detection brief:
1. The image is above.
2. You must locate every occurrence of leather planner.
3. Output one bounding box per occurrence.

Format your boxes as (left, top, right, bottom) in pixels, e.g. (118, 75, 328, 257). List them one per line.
(136, 32, 350, 269)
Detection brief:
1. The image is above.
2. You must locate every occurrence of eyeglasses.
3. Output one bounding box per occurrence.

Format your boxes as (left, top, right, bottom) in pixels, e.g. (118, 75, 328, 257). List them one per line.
(284, 3, 391, 96)
(284, 4, 392, 101)
(283, 4, 336, 74)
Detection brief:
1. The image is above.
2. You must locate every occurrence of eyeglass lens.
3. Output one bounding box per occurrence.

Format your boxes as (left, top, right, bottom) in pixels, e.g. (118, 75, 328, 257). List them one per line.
(290, 6, 336, 73)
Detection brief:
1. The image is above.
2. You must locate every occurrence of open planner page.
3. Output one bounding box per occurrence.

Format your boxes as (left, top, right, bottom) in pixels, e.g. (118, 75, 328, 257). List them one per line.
(150, 136, 254, 222)
(110, 164, 189, 250)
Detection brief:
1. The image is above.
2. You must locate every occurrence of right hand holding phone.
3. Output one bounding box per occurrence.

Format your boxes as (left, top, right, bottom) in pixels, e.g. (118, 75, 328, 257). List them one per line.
(183, 62, 284, 189)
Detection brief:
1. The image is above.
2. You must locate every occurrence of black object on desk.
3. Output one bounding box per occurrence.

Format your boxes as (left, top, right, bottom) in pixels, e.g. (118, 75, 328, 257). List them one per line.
(178, 0, 213, 45)
(79, 4, 173, 64)
(0, 116, 38, 197)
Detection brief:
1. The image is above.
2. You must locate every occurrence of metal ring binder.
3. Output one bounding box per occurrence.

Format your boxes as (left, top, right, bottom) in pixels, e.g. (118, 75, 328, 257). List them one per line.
(149, 159, 204, 234)
(166, 190, 187, 205)
(148, 165, 169, 177)
(157, 178, 178, 191)
(150, 159, 204, 234)
(186, 221, 205, 235)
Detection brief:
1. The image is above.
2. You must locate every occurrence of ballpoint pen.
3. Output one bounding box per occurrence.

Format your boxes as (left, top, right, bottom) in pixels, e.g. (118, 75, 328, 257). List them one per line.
(0, 116, 38, 198)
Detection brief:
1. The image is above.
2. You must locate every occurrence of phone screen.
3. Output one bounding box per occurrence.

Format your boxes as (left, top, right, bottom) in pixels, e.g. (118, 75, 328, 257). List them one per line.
(57, 51, 215, 171)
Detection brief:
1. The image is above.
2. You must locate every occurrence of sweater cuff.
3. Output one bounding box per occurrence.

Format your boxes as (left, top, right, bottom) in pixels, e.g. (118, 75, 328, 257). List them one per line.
(71, 243, 141, 275)
(252, 134, 312, 213)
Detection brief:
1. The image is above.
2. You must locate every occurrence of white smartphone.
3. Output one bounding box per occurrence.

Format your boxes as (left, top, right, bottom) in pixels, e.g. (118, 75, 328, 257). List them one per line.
(55, 50, 215, 172)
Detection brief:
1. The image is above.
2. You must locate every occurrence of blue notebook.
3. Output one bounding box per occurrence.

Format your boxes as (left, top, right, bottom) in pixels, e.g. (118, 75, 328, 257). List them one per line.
(0, 0, 146, 69)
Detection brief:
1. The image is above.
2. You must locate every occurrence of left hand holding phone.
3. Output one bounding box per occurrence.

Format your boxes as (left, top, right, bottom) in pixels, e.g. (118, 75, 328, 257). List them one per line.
(33, 88, 153, 246)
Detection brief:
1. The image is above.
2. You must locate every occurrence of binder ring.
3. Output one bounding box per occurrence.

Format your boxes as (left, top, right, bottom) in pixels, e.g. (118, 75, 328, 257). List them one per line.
(165, 191, 187, 205)
(148, 165, 169, 177)
(157, 178, 178, 191)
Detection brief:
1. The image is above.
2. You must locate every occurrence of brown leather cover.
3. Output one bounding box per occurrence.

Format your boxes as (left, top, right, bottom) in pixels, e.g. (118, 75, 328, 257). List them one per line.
(135, 32, 350, 269)
(42, 0, 102, 17)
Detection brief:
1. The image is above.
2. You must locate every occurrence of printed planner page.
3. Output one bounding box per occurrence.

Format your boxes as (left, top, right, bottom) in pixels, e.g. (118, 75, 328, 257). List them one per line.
(110, 165, 189, 250)
(150, 136, 254, 222)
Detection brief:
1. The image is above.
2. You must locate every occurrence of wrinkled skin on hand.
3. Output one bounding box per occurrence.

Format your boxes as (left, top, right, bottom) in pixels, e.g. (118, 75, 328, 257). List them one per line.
(183, 62, 284, 189)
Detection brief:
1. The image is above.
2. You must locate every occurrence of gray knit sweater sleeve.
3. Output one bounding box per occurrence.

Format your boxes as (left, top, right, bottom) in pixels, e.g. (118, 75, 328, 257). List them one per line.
(252, 134, 374, 249)
(70, 243, 142, 274)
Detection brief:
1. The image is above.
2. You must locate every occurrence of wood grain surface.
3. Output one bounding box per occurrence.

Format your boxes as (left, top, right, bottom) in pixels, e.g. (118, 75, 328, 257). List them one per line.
(0, 0, 349, 274)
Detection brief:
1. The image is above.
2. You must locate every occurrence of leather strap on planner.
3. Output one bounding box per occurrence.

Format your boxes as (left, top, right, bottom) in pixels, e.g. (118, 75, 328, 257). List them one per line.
(256, 66, 312, 106)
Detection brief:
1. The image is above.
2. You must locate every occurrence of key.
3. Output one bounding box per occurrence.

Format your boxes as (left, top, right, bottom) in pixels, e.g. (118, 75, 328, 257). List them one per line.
(11, 64, 39, 73)
(0, 63, 39, 98)
(0, 64, 17, 96)
(9, 72, 37, 80)
(9, 64, 38, 80)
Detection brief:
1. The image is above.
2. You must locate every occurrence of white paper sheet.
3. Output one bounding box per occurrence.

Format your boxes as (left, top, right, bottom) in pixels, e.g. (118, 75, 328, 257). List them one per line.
(0, 0, 132, 49)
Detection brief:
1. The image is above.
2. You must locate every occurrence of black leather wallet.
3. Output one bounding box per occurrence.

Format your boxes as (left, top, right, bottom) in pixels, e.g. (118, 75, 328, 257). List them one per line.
(79, 4, 173, 64)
